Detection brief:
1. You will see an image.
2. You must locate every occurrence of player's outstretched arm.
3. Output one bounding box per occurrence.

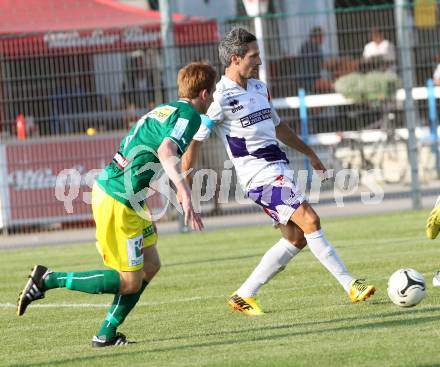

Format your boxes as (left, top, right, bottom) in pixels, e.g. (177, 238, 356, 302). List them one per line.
(181, 139, 203, 186)
(157, 138, 204, 231)
(275, 121, 327, 173)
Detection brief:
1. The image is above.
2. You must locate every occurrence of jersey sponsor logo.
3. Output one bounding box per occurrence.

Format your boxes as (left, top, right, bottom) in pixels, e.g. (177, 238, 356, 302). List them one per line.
(255, 83, 263, 90)
(171, 117, 189, 140)
(149, 105, 177, 123)
(240, 108, 272, 127)
(229, 98, 244, 113)
(112, 151, 129, 169)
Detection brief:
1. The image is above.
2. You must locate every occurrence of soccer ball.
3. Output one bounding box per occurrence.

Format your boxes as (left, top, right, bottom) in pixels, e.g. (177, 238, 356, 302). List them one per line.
(387, 268, 426, 307)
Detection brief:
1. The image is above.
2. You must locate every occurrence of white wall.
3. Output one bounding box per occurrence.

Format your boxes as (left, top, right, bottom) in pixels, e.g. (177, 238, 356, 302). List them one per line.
(116, 0, 148, 9)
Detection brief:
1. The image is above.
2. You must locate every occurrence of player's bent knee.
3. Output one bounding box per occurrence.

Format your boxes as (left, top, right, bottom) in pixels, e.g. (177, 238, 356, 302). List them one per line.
(304, 213, 320, 232)
(119, 272, 144, 294)
(120, 279, 143, 295)
(280, 223, 307, 249)
(282, 235, 307, 249)
(291, 238, 307, 249)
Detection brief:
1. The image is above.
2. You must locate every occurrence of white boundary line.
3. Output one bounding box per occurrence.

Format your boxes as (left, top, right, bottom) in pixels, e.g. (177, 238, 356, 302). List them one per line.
(0, 285, 312, 309)
(0, 295, 214, 309)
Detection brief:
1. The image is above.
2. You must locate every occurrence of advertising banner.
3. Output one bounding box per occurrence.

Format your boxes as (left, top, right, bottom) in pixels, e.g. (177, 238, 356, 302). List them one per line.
(0, 134, 166, 227)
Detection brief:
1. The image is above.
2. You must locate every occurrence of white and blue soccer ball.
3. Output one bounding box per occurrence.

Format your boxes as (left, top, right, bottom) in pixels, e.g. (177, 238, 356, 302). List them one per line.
(387, 268, 426, 307)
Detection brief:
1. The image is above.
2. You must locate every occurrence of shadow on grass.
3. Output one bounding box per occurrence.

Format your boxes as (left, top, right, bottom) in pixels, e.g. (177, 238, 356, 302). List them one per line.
(144, 305, 440, 343)
(10, 307, 440, 367)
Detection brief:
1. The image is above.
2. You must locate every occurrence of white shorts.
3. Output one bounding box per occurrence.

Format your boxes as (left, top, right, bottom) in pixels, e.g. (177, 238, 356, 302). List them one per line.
(246, 163, 305, 225)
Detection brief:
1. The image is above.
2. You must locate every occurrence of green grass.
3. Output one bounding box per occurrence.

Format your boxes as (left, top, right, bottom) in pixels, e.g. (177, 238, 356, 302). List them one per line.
(1, 209, 440, 367)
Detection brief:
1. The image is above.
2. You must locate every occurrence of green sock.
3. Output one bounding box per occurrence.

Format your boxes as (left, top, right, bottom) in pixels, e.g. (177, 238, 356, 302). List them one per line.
(97, 281, 149, 340)
(43, 270, 120, 294)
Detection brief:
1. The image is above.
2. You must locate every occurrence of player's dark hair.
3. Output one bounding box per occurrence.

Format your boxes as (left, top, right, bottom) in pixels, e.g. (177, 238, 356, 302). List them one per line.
(177, 62, 217, 99)
(218, 27, 257, 68)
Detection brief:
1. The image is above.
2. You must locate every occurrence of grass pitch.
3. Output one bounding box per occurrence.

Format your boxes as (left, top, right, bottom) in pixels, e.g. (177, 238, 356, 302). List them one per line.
(1, 209, 439, 367)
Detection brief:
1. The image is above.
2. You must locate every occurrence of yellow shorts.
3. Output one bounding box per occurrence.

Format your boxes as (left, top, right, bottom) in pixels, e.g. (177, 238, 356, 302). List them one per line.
(91, 183, 158, 271)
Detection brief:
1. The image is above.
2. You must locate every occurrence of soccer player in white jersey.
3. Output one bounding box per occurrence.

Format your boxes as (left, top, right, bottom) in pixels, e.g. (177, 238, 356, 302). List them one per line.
(182, 27, 376, 316)
(425, 196, 440, 286)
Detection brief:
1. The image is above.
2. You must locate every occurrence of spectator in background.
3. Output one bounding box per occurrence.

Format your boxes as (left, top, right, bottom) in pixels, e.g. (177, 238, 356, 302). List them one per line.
(296, 27, 333, 94)
(362, 28, 396, 71)
(122, 49, 164, 128)
(51, 76, 86, 135)
(122, 50, 163, 110)
(122, 50, 150, 109)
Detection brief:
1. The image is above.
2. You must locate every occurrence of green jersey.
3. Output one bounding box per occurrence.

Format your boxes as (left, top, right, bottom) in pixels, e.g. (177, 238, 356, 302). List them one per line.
(96, 100, 201, 208)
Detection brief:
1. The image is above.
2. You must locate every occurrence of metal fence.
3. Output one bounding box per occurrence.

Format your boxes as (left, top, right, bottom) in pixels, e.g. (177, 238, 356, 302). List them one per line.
(1, 2, 440, 233)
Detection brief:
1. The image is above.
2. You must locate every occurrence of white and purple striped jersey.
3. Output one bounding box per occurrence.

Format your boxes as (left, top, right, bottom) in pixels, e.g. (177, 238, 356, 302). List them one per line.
(193, 76, 288, 189)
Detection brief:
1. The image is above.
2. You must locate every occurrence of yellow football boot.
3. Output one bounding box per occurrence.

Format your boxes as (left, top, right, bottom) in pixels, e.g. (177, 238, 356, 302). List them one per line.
(228, 293, 264, 316)
(426, 202, 440, 240)
(349, 279, 376, 303)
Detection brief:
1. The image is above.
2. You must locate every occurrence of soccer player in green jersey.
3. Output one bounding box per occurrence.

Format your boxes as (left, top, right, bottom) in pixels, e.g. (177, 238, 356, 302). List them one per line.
(16, 62, 217, 347)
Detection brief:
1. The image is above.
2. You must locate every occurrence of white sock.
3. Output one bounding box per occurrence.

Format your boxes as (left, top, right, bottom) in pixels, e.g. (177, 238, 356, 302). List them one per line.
(304, 229, 353, 292)
(236, 238, 301, 298)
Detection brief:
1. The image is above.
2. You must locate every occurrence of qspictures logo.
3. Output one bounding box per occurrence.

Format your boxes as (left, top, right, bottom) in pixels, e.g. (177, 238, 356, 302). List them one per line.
(50, 144, 385, 221)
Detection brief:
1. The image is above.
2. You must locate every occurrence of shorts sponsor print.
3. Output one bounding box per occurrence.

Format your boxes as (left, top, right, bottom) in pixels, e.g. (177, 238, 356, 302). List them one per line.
(126, 234, 144, 267)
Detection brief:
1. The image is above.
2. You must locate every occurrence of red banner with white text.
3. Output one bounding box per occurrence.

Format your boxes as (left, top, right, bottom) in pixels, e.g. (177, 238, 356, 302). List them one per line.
(0, 134, 167, 227)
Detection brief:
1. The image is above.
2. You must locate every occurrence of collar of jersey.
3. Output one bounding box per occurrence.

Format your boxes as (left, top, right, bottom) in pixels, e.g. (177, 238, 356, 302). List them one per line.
(222, 75, 254, 91)
(177, 99, 197, 112)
